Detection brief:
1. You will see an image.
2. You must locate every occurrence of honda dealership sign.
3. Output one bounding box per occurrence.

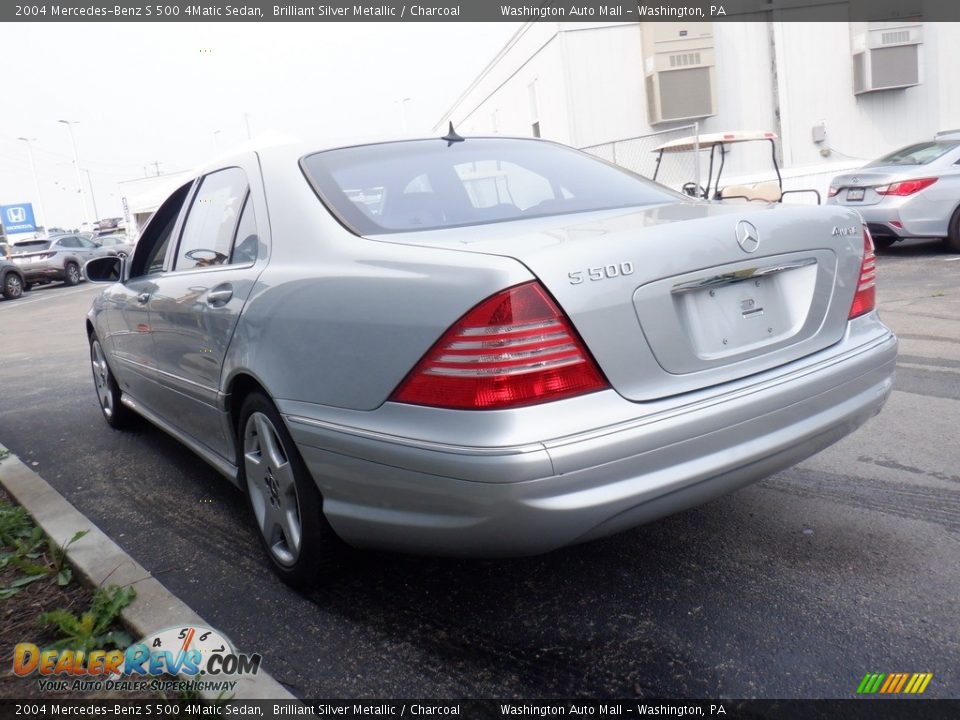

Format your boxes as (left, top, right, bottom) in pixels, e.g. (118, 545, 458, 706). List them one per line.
(0, 203, 37, 233)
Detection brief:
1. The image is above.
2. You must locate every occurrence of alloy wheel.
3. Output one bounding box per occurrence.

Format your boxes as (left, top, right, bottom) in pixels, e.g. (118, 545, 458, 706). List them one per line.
(5, 275, 22, 298)
(90, 339, 114, 419)
(244, 412, 303, 567)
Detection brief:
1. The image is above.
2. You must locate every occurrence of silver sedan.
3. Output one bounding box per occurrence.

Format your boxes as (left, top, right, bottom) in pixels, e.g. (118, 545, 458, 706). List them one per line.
(85, 136, 897, 587)
(827, 131, 960, 251)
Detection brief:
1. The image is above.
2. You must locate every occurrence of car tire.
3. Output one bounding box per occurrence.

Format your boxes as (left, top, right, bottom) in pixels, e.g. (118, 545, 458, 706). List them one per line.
(89, 334, 136, 430)
(872, 236, 896, 250)
(2, 272, 24, 299)
(945, 207, 960, 253)
(237, 391, 339, 588)
(64, 262, 81, 286)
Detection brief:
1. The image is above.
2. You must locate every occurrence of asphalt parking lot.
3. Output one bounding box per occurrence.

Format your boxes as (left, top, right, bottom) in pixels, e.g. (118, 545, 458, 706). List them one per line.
(0, 239, 958, 699)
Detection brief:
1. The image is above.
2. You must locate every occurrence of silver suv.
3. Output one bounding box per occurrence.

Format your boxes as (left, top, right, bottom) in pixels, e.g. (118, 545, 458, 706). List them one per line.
(10, 234, 114, 288)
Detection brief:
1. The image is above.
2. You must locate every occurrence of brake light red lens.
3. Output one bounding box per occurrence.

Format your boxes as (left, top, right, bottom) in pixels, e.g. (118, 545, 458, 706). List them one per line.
(849, 228, 877, 319)
(875, 177, 937, 196)
(391, 282, 608, 409)
(828, 186, 840, 198)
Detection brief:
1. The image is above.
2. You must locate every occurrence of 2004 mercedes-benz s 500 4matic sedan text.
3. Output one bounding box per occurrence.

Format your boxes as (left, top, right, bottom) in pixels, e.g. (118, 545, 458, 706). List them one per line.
(84, 135, 897, 587)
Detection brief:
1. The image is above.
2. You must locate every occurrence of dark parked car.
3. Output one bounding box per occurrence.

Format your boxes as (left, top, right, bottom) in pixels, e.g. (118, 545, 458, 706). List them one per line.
(0, 257, 26, 299)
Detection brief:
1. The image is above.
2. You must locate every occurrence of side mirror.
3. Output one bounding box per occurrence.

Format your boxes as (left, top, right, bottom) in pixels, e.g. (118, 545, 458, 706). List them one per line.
(85, 255, 123, 283)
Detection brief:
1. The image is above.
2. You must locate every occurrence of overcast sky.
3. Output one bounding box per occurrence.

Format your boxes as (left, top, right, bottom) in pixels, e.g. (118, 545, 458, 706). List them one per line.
(0, 22, 520, 230)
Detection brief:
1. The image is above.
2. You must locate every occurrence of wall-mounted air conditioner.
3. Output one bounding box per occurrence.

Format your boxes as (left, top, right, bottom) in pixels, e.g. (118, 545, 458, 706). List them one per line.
(851, 21, 923, 95)
(642, 22, 717, 125)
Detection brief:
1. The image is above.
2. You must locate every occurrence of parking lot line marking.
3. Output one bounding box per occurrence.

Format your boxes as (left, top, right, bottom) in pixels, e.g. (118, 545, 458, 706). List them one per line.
(943, 257, 960, 262)
(0, 286, 96, 309)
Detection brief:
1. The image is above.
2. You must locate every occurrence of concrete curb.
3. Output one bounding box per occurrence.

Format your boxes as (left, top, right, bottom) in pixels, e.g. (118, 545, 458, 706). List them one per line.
(0, 443, 297, 702)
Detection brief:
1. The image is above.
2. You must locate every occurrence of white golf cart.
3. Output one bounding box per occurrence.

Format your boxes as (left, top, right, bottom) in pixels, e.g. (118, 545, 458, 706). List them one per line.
(651, 131, 821, 205)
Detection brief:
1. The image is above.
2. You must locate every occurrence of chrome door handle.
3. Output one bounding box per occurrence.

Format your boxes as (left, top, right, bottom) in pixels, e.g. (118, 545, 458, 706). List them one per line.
(137, 292, 151, 304)
(207, 285, 233, 306)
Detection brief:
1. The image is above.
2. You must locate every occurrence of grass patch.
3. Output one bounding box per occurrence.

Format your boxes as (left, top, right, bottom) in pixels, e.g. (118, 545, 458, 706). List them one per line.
(0, 487, 141, 698)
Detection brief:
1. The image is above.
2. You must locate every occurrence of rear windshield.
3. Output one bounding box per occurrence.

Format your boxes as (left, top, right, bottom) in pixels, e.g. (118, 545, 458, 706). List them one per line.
(12, 240, 51, 251)
(301, 138, 678, 235)
(867, 141, 960, 167)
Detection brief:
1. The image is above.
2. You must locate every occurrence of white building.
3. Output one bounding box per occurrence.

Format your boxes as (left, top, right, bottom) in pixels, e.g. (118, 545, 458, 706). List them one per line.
(435, 20, 960, 196)
(119, 171, 193, 237)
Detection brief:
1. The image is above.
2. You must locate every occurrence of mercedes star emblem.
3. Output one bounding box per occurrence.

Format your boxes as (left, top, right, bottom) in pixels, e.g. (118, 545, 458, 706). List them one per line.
(735, 220, 760, 253)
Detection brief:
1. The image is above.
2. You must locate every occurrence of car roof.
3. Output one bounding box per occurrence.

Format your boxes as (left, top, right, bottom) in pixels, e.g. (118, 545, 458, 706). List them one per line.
(196, 133, 556, 178)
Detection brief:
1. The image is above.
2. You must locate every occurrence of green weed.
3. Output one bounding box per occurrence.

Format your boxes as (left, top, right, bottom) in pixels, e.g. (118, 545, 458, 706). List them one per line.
(38, 584, 136, 652)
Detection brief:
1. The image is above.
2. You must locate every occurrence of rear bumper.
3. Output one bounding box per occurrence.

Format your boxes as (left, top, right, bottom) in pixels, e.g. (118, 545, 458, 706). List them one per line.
(865, 222, 909, 242)
(281, 317, 897, 556)
(18, 263, 67, 282)
(844, 200, 948, 239)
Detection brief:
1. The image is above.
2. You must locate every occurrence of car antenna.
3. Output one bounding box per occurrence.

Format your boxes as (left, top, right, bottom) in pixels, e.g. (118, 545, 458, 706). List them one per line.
(442, 122, 465, 145)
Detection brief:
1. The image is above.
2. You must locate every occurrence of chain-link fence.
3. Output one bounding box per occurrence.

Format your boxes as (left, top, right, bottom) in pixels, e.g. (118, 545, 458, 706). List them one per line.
(580, 123, 700, 193)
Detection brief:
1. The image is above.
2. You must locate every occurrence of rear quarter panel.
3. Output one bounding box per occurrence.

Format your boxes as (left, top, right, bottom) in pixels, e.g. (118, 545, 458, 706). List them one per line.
(221, 147, 533, 411)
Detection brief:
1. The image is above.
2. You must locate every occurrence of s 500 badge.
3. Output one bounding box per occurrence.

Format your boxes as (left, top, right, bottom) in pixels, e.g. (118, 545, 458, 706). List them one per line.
(569, 262, 635, 285)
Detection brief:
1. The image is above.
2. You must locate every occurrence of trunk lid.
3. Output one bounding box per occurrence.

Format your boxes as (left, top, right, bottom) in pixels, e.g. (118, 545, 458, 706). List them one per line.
(370, 201, 867, 401)
(829, 166, 912, 207)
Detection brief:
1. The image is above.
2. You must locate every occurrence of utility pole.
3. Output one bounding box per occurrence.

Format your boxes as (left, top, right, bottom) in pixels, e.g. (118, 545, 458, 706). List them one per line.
(57, 120, 92, 227)
(244, 113, 252, 140)
(17, 137, 49, 237)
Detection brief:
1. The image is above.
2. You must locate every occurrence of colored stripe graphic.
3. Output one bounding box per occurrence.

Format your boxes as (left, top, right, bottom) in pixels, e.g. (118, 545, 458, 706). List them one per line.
(879, 674, 897, 693)
(857, 672, 932, 694)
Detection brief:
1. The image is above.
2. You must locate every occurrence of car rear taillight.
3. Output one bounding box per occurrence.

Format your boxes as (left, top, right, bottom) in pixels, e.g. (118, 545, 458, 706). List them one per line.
(849, 228, 877, 319)
(391, 282, 609, 410)
(875, 177, 937, 196)
(828, 186, 840, 198)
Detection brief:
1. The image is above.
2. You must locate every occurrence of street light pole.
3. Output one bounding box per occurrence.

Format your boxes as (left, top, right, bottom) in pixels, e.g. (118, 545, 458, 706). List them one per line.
(83, 169, 100, 220)
(57, 119, 92, 227)
(17, 137, 49, 238)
